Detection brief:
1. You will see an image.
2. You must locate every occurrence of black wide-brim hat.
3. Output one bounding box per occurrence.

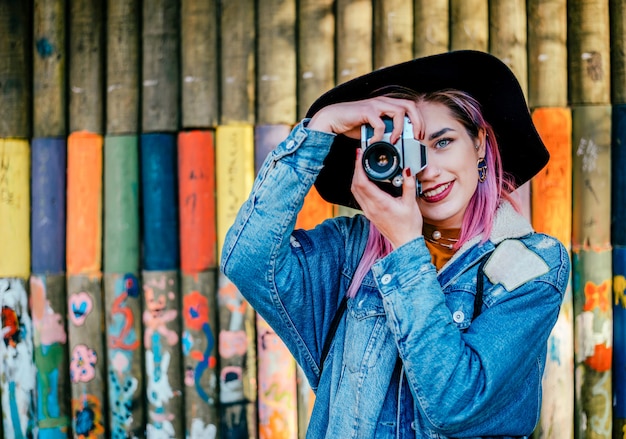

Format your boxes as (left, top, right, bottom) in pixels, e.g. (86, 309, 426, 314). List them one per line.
(306, 50, 549, 209)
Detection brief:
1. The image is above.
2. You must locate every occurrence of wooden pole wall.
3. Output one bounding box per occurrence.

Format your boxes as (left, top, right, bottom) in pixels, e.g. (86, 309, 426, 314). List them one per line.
(5, 1, 626, 437)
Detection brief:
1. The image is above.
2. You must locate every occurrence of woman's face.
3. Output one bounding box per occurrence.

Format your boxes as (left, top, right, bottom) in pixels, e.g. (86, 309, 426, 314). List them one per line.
(416, 101, 485, 229)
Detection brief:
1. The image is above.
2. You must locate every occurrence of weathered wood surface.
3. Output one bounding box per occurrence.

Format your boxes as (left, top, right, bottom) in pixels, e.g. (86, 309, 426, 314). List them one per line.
(181, 0, 219, 128)
(527, 0, 568, 108)
(567, 0, 611, 106)
(0, 0, 31, 138)
(413, 0, 449, 57)
(106, 0, 140, 135)
(449, 0, 488, 51)
(373, 0, 413, 69)
(219, 0, 256, 124)
(142, 0, 180, 132)
(69, 0, 104, 134)
(297, 0, 335, 118)
(33, 0, 66, 137)
(336, 0, 372, 84)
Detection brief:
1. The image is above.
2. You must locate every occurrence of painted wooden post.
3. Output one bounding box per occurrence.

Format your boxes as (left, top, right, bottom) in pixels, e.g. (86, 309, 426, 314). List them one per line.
(530, 109, 574, 439)
(0, 138, 36, 438)
(31, 138, 71, 438)
(66, 132, 106, 439)
(612, 1, 626, 434)
(297, 0, 335, 119)
(140, 133, 184, 438)
(335, 0, 372, 218)
(571, 105, 613, 439)
(489, 0, 531, 220)
(178, 131, 220, 438)
(181, 0, 219, 129)
(216, 124, 257, 438)
(254, 125, 298, 439)
(527, 8, 572, 436)
(568, 1, 612, 437)
(33, 0, 66, 139)
(413, 0, 449, 57)
(219, 0, 255, 125)
(612, 104, 626, 438)
(373, 0, 413, 69)
(257, 0, 296, 125)
(104, 3, 143, 436)
(449, 0, 488, 51)
(103, 135, 144, 438)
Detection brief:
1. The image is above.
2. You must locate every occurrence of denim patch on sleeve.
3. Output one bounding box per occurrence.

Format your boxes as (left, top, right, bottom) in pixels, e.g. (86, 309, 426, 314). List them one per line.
(484, 239, 550, 291)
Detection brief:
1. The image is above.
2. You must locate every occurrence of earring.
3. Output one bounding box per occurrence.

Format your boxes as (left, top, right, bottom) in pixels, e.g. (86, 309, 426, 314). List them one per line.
(477, 158, 487, 182)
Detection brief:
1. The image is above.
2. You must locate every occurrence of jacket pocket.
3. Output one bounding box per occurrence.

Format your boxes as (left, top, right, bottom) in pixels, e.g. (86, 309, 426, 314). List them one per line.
(344, 286, 391, 373)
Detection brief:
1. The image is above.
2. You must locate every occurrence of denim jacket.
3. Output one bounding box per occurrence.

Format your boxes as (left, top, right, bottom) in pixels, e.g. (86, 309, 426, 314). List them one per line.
(221, 121, 570, 439)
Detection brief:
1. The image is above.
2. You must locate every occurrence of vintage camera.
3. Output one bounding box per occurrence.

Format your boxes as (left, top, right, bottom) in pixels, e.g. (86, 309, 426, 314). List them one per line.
(360, 116, 427, 190)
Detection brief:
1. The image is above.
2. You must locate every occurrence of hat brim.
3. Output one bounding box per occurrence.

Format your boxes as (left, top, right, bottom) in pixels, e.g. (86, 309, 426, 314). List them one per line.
(306, 50, 549, 209)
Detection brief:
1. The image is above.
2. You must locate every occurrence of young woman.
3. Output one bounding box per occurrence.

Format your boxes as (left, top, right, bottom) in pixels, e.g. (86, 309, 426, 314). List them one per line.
(221, 51, 570, 438)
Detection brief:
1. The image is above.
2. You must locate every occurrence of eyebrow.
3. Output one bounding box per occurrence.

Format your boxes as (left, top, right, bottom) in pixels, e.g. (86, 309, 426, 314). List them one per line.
(428, 127, 455, 141)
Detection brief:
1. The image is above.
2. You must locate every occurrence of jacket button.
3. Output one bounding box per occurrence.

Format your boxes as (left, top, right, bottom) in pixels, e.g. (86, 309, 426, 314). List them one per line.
(381, 274, 392, 285)
(453, 310, 465, 323)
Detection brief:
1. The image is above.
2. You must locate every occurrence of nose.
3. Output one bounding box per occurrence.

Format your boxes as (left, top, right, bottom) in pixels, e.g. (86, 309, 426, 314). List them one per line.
(417, 160, 441, 180)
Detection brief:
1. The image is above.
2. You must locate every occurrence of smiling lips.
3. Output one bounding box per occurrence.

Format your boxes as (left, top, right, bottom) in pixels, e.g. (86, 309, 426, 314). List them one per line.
(421, 181, 453, 202)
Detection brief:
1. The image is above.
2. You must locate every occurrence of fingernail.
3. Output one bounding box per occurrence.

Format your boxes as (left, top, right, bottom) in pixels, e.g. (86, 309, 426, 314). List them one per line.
(406, 168, 412, 177)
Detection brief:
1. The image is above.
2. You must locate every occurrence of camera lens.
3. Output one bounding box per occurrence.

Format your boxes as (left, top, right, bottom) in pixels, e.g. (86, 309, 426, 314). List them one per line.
(362, 141, 400, 181)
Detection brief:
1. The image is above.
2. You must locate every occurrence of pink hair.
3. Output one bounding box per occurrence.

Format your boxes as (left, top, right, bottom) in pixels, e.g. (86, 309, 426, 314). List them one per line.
(347, 89, 518, 298)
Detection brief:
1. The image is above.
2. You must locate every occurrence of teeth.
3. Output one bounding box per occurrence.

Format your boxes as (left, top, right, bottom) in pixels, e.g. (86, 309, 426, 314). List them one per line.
(423, 182, 450, 198)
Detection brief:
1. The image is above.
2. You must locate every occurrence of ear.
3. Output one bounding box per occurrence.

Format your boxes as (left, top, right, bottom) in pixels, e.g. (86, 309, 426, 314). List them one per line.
(475, 128, 487, 157)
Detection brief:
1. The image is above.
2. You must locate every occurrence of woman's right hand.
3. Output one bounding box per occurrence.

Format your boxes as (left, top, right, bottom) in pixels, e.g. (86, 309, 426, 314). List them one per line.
(307, 96, 424, 145)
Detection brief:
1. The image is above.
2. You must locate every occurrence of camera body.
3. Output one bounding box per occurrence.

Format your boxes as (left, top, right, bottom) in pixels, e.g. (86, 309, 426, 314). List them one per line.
(360, 116, 427, 190)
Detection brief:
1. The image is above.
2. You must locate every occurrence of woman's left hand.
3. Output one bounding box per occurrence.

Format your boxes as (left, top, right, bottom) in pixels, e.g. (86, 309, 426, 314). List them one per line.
(352, 152, 424, 249)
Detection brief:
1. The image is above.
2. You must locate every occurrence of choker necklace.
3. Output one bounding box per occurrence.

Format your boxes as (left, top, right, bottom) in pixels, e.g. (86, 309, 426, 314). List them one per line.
(423, 226, 460, 250)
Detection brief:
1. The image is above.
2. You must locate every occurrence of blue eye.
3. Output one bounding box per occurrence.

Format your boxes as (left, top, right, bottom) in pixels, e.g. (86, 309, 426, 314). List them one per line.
(435, 138, 451, 149)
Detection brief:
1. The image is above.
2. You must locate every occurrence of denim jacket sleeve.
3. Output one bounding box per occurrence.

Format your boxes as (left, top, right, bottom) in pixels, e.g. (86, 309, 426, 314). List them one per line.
(371, 235, 569, 437)
(220, 121, 364, 387)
